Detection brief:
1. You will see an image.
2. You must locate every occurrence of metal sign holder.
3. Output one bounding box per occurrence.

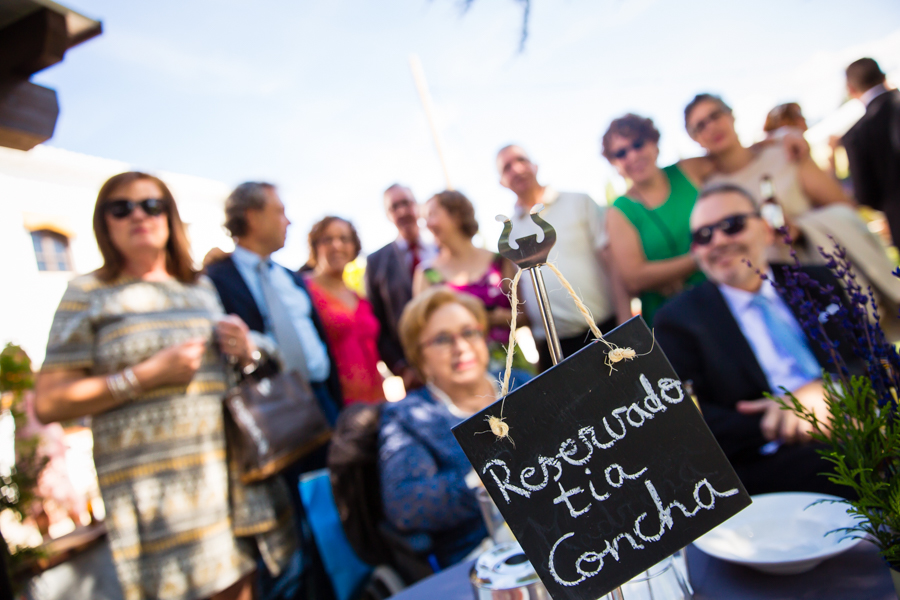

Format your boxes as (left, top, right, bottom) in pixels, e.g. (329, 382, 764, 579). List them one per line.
(497, 204, 626, 600)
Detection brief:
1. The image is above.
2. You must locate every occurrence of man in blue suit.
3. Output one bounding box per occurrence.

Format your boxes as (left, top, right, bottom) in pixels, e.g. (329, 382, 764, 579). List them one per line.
(206, 181, 341, 600)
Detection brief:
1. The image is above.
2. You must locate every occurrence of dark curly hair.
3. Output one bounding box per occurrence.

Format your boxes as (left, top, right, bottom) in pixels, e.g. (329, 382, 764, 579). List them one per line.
(600, 113, 661, 160)
(307, 216, 362, 268)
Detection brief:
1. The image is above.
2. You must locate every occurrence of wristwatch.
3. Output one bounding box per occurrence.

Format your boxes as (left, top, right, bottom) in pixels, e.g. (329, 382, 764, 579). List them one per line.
(242, 349, 262, 376)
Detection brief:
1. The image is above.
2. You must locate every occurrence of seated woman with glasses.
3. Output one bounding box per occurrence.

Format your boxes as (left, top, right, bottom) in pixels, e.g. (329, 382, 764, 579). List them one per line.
(601, 113, 712, 325)
(378, 287, 530, 568)
(305, 216, 384, 404)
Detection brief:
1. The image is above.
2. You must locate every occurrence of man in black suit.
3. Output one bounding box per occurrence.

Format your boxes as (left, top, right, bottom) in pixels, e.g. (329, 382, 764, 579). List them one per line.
(206, 181, 341, 600)
(842, 57, 900, 244)
(655, 183, 852, 497)
(364, 184, 436, 389)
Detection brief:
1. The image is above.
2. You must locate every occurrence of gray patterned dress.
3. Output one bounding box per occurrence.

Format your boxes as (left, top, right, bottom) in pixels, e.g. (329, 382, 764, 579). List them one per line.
(44, 274, 266, 600)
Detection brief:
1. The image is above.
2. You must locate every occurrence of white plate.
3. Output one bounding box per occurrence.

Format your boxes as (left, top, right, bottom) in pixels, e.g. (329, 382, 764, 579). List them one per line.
(692, 492, 862, 575)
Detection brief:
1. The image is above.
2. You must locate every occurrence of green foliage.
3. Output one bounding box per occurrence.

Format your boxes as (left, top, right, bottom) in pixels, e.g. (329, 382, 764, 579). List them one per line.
(0, 343, 48, 586)
(0, 344, 33, 394)
(778, 374, 900, 567)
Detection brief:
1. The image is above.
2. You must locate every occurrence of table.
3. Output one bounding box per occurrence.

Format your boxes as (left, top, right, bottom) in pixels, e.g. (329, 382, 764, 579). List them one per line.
(391, 541, 896, 600)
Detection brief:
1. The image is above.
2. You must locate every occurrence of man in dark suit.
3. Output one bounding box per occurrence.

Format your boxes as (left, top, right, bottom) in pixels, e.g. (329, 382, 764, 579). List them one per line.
(206, 182, 342, 418)
(842, 57, 900, 244)
(206, 181, 341, 600)
(655, 183, 853, 497)
(364, 184, 436, 389)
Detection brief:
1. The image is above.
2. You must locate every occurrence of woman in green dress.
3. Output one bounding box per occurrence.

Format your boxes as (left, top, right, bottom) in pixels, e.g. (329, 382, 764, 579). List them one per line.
(34, 172, 295, 600)
(602, 113, 712, 325)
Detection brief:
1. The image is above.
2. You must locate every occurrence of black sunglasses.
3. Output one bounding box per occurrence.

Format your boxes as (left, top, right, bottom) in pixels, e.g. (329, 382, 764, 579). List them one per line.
(689, 107, 730, 137)
(105, 198, 166, 219)
(690, 213, 758, 246)
(612, 139, 646, 160)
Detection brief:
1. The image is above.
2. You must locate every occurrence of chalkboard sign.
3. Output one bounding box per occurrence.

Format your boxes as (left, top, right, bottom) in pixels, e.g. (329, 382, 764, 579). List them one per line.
(452, 316, 750, 600)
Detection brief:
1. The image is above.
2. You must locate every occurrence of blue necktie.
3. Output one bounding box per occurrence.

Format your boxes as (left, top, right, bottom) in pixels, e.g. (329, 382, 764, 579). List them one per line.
(750, 293, 821, 381)
(257, 260, 311, 381)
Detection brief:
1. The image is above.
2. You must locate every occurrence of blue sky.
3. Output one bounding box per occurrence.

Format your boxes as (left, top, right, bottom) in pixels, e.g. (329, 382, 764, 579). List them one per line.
(34, 0, 900, 266)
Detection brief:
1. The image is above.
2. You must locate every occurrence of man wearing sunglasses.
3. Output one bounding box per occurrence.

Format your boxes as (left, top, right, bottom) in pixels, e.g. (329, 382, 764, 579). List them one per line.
(654, 183, 855, 497)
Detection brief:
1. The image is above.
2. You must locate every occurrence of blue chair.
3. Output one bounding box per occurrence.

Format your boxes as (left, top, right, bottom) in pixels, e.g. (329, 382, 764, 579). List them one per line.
(298, 469, 373, 600)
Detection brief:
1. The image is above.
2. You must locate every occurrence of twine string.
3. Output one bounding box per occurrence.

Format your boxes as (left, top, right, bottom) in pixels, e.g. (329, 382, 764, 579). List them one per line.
(544, 263, 615, 351)
(499, 262, 617, 396)
(492, 263, 651, 445)
(500, 269, 524, 397)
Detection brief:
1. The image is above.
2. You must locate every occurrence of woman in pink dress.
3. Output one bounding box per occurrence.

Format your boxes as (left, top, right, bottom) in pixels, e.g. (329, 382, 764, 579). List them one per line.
(305, 217, 384, 404)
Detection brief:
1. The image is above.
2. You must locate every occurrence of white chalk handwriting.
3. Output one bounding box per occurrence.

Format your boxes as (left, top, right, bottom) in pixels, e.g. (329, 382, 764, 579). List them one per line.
(482, 374, 684, 504)
(548, 477, 739, 586)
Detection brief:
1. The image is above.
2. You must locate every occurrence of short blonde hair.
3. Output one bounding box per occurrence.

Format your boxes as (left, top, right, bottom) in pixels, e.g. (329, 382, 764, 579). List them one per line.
(398, 286, 488, 376)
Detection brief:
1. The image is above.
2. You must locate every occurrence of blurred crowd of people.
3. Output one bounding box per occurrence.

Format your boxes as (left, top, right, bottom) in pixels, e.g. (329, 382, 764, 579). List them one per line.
(22, 57, 900, 600)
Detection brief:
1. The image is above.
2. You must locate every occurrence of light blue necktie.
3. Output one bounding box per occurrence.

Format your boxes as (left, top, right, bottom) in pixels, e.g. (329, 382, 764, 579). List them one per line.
(257, 260, 311, 381)
(750, 293, 821, 381)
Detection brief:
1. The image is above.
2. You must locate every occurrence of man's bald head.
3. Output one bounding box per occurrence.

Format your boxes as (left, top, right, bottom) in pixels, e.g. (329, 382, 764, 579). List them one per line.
(496, 144, 539, 196)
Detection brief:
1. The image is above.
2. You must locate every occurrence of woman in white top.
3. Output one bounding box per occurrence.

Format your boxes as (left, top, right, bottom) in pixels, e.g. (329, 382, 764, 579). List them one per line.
(684, 93, 850, 220)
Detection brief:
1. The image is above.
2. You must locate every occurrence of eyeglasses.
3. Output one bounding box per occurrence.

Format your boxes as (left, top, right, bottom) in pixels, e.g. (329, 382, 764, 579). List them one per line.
(689, 108, 729, 137)
(420, 327, 484, 351)
(388, 199, 415, 213)
(105, 198, 166, 219)
(611, 139, 646, 160)
(316, 235, 355, 247)
(690, 212, 758, 246)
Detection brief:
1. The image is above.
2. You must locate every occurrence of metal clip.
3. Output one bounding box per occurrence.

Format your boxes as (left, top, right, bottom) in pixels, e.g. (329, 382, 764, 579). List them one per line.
(496, 204, 563, 365)
(496, 204, 557, 269)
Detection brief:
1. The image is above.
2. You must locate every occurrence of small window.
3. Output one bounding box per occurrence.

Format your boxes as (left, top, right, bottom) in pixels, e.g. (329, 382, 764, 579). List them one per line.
(31, 230, 73, 272)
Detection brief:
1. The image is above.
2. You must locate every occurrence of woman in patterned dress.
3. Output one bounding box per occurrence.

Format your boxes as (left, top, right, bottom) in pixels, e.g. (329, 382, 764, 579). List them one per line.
(35, 172, 295, 600)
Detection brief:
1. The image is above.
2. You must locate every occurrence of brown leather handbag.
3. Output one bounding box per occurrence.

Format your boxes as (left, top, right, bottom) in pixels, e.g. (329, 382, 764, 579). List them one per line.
(225, 370, 332, 483)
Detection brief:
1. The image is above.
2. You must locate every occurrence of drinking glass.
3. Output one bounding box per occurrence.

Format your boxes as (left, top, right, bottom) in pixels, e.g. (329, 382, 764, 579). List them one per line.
(601, 556, 693, 600)
(475, 487, 516, 544)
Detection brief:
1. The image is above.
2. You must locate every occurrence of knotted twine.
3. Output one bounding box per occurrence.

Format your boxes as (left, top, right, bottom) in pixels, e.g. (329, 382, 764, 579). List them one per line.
(498, 262, 657, 396)
(487, 263, 653, 443)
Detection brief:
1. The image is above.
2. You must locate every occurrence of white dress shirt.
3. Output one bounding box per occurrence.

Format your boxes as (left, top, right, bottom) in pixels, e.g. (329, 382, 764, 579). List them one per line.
(231, 245, 330, 382)
(718, 277, 818, 393)
(510, 188, 613, 339)
(860, 83, 888, 108)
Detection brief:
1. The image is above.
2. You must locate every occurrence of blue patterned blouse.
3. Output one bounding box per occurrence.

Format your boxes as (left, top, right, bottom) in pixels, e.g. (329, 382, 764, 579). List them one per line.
(378, 370, 531, 568)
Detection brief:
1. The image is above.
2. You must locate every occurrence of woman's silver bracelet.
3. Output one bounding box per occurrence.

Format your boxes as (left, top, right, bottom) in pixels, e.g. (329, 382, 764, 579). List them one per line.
(107, 367, 142, 402)
(122, 367, 143, 396)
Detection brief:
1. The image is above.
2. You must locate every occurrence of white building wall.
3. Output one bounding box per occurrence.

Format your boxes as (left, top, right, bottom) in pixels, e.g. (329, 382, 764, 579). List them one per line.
(0, 145, 233, 365)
